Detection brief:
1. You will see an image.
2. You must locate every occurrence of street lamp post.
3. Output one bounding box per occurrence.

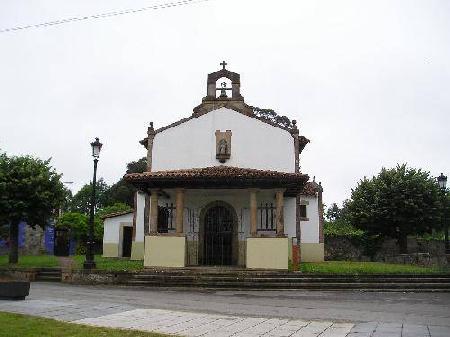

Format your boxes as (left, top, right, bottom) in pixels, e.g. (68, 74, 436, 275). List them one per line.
(83, 137, 102, 270)
(437, 173, 448, 255)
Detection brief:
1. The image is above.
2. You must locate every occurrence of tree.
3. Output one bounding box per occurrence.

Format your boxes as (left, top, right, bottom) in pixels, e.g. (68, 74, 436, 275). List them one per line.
(96, 202, 132, 219)
(346, 164, 441, 253)
(57, 212, 89, 241)
(69, 178, 111, 214)
(108, 157, 147, 207)
(325, 203, 342, 222)
(0, 153, 66, 263)
(125, 157, 147, 174)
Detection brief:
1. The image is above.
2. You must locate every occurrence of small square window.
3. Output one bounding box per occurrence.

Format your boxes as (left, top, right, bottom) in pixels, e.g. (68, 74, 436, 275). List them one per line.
(300, 205, 307, 218)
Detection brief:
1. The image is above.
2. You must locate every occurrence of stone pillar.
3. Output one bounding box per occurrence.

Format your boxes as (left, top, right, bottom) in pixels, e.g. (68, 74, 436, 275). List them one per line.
(291, 120, 300, 173)
(250, 189, 257, 237)
(318, 182, 324, 243)
(144, 194, 150, 236)
(131, 191, 146, 260)
(149, 190, 158, 234)
(132, 192, 137, 240)
(276, 190, 285, 237)
(175, 188, 185, 234)
(146, 122, 156, 172)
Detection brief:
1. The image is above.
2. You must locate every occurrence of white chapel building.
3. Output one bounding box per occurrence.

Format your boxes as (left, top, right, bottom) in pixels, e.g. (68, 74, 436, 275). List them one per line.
(103, 63, 324, 269)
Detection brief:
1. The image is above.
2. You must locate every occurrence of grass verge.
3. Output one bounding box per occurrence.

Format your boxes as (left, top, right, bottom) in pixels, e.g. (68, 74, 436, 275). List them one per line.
(0, 255, 59, 268)
(72, 255, 144, 271)
(299, 261, 450, 274)
(0, 312, 166, 337)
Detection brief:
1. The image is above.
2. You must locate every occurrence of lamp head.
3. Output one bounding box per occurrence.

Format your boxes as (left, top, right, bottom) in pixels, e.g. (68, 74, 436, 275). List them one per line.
(437, 172, 447, 190)
(91, 137, 102, 158)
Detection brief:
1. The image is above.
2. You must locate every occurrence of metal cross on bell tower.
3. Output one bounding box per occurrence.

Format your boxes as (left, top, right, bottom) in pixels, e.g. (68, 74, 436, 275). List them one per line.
(216, 61, 232, 98)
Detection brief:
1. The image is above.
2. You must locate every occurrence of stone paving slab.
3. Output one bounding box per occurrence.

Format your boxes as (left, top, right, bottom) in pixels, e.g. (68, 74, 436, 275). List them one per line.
(75, 308, 353, 337)
(1, 297, 449, 336)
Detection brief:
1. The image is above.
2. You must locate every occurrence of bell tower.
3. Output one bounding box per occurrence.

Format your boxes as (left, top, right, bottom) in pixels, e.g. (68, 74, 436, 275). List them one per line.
(193, 61, 253, 117)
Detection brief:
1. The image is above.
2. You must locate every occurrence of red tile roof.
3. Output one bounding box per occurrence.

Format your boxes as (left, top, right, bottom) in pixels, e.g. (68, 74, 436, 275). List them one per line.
(101, 210, 134, 220)
(125, 166, 306, 181)
(124, 166, 309, 196)
(300, 181, 321, 196)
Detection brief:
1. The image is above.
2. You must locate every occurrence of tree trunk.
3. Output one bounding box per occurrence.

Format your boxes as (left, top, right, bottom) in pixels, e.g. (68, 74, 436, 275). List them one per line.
(398, 232, 408, 254)
(9, 221, 19, 264)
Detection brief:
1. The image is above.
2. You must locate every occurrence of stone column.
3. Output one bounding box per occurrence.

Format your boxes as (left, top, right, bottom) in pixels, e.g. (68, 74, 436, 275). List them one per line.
(276, 190, 285, 237)
(132, 192, 137, 240)
(291, 120, 300, 173)
(318, 182, 324, 243)
(250, 189, 258, 237)
(149, 190, 158, 234)
(146, 122, 156, 172)
(175, 188, 185, 234)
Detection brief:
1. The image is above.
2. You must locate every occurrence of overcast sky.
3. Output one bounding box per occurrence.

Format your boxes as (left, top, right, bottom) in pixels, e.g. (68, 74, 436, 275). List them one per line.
(1, 0, 449, 207)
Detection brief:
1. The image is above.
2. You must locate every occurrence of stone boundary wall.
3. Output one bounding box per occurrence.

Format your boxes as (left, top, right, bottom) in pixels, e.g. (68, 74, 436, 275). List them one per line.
(325, 237, 448, 266)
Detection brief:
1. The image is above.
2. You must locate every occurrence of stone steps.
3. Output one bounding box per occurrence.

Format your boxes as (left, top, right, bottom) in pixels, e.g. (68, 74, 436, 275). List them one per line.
(126, 270, 450, 291)
(126, 279, 450, 291)
(132, 274, 450, 282)
(35, 268, 61, 282)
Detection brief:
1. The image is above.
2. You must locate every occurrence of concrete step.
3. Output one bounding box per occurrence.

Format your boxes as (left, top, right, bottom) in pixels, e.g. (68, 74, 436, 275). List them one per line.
(36, 268, 61, 282)
(131, 274, 450, 283)
(139, 269, 450, 278)
(126, 270, 450, 291)
(129, 275, 450, 283)
(126, 278, 450, 288)
(125, 281, 450, 290)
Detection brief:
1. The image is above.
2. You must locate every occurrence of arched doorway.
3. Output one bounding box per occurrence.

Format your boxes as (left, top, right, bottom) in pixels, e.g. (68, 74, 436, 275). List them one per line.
(199, 201, 238, 266)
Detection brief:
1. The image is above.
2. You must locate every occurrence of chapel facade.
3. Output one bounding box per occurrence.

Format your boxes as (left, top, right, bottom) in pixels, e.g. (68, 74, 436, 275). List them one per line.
(102, 63, 324, 269)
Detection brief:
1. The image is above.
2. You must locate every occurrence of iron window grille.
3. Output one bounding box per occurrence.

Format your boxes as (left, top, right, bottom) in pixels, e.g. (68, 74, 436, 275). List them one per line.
(257, 202, 276, 231)
(157, 203, 176, 233)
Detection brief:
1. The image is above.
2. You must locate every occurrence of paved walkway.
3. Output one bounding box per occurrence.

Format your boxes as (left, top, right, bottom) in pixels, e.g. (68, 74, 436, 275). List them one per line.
(0, 282, 449, 337)
(77, 308, 354, 337)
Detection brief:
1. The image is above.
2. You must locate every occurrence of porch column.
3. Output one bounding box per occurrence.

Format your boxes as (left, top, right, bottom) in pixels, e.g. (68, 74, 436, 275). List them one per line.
(149, 190, 158, 234)
(250, 189, 257, 237)
(175, 188, 185, 234)
(276, 190, 285, 237)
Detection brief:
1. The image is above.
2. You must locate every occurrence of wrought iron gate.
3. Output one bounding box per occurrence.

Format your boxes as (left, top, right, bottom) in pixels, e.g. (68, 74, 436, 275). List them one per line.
(54, 227, 70, 256)
(203, 205, 233, 266)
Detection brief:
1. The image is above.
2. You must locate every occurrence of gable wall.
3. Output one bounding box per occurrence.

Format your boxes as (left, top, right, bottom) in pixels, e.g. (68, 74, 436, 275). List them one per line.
(103, 213, 133, 243)
(299, 195, 320, 243)
(152, 108, 295, 172)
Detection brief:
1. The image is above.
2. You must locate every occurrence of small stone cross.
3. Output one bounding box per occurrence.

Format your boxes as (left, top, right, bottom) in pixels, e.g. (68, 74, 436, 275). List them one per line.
(220, 61, 227, 70)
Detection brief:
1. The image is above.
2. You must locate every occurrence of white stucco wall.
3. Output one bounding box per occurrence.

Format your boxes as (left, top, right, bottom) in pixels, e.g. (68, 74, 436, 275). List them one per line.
(284, 197, 297, 239)
(103, 213, 133, 243)
(152, 107, 295, 172)
(299, 195, 320, 243)
(135, 192, 146, 242)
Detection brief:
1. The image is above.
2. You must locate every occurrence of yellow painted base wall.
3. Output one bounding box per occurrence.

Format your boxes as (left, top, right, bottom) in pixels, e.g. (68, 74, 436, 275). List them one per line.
(246, 237, 289, 270)
(103, 243, 119, 258)
(130, 241, 145, 260)
(300, 243, 325, 262)
(144, 235, 186, 268)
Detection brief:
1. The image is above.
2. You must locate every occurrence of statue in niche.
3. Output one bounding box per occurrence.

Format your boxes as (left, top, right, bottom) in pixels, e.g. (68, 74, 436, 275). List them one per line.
(215, 130, 232, 163)
(218, 139, 228, 155)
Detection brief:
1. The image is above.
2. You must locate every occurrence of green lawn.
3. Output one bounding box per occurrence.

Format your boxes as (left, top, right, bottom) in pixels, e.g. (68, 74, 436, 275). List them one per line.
(72, 255, 144, 271)
(1, 255, 449, 275)
(0, 312, 166, 337)
(299, 261, 450, 274)
(0, 255, 59, 268)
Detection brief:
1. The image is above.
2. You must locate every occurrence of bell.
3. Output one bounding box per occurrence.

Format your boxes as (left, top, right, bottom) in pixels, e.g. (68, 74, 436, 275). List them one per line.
(219, 81, 228, 98)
